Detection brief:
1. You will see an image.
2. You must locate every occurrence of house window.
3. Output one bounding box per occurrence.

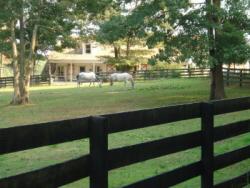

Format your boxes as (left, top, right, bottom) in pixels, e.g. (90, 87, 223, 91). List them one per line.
(85, 44, 91, 54)
(80, 66, 85, 72)
(96, 66, 101, 72)
(58, 66, 64, 76)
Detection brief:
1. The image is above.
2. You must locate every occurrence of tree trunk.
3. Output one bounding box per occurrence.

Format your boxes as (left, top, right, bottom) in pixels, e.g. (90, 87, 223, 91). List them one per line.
(209, 64, 225, 100)
(207, 0, 225, 100)
(10, 20, 21, 105)
(114, 46, 120, 58)
(126, 37, 131, 57)
(18, 5, 29, 104)
(24, 24, 38, 98)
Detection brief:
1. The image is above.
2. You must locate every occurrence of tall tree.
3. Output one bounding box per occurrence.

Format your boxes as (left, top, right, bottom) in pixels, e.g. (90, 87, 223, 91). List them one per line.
(0, 0, 113, 104)
(96, 0, 146, 58)
(126, 0, 250, 99)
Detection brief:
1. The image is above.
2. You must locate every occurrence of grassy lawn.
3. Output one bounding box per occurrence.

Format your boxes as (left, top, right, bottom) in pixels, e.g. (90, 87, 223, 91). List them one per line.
(0, 78, 249, 187)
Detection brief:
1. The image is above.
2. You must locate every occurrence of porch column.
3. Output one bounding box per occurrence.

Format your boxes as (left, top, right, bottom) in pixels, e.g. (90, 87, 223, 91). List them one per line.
(64, 65, 67, 81)
(70, 63, 73, 82)
(93, 62, 96, 73)
(48, 62, 52, 85)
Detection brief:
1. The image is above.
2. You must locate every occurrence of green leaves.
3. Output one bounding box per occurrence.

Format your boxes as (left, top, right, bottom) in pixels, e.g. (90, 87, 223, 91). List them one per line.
(131, 0, 250, 67)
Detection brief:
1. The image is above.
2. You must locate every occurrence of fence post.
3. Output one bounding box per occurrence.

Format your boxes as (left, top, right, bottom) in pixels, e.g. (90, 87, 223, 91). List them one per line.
(201, 102, 214, 188)
(90, 116, 108, 188)
(188, 66, 191, 78)
(239, 70, 243, 87)
(226, 68, 230, 86)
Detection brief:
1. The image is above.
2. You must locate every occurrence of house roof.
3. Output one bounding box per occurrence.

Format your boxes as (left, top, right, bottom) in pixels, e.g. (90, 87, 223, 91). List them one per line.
(48, 51, 105, 64)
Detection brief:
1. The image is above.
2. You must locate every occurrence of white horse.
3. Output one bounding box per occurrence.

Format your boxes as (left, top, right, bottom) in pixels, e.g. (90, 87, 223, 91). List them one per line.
(109, 72, 135, 88)
(76, 72, 102, 87)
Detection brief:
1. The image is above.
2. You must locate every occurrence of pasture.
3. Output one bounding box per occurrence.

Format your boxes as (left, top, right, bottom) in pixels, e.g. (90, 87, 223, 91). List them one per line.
(0, 78, 250, 187)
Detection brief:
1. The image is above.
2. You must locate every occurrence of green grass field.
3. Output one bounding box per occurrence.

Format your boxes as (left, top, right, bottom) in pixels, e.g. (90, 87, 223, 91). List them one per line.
(0, 78, 249, 187)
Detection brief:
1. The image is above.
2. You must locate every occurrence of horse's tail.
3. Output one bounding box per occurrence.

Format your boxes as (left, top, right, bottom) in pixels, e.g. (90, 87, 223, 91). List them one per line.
(76, 74, 79, 81)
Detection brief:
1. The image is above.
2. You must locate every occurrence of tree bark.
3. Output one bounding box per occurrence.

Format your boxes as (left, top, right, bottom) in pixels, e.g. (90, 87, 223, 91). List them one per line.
(114, 46, 120, 58)
(126, 37, 131, 57)
(25, 24, 38, 92)
(209, 64, 225, 100)
(207, 0, 225, 100)
(10, 20, 21, 104)
(18, 4, 29, 104)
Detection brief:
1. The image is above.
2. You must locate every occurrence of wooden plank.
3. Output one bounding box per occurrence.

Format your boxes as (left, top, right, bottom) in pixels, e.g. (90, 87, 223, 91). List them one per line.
(90, 116, 108, 188)
(214, 145, 250, 170)
(105, 102, 201, 134)
(214, 120, 250, 142)
(108, 131, 201, 170)
(214, 171, 250, 188)
(0, 117, 90, 154)
(201, 102, 214, 188)
(0, 155, 90, 188)
(123, 162, 202, 188)
(212, 97, 250, 115)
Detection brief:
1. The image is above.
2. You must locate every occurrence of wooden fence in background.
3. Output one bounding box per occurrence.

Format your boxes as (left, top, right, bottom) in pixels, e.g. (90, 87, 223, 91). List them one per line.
(0, 75, 49, 88)
(0, 97, 249, 188)
(223, 68, 250, 87)
(1, 68, 250, 88)
(50, 68, 210, 82)
(98, 68, 210, 81)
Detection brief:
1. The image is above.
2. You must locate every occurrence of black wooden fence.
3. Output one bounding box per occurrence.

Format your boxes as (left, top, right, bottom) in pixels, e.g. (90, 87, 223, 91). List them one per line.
(2, 68, 250, 87)
(54, 67, 250, 85)
(51, 68, 210, 82)
(223, 68, 250, 87)
(99, 68, 210, 81)
(0, 97, 249, 188)
(0, 75, 49, 88)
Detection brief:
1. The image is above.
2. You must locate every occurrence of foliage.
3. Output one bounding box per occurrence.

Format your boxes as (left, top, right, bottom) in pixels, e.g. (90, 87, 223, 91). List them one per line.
(151, 62, 184, 70)
(122, 0, 250, 99)
(0, 65, 13, 77)
(96, 15, 127, 45)
(0, 0, 114, 104)
(105, 56, 147, 71)
(124, 0, 250, 67)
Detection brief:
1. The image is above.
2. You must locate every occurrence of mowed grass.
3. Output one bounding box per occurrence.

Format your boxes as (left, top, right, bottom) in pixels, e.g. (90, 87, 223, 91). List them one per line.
(0, 78, 249, 188)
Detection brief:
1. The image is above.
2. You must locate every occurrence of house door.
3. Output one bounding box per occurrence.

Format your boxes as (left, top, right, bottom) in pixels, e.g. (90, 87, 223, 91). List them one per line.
(57, 66, 65, 80)
(96, 66, 101, 73)
(80, 66, 85, 72)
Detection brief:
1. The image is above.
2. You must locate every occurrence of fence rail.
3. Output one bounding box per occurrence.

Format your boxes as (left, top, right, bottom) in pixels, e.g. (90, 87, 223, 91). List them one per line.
(2, 68, 250, 88)
(0, 75, 49, 88)
(223, 68, 250, 87)
(0, 97, 250, 188)
(52, 67, 250, 87)
(98, 68, 211, 81)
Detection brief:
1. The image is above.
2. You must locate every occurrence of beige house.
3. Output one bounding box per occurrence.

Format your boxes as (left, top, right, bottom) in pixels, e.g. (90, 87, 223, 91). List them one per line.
(48, 42, 116, 81)
(48, 41, 157, 81)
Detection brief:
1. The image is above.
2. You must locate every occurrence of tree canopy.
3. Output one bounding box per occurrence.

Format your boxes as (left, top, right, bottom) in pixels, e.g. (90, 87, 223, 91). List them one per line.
(0, 0, 114, 104)
(121, 0, 250, 99)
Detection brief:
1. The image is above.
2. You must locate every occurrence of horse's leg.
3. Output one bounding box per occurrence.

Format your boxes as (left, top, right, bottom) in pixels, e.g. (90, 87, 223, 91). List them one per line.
(99, 80, 102, 87)
(131, 78, 135, 88)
